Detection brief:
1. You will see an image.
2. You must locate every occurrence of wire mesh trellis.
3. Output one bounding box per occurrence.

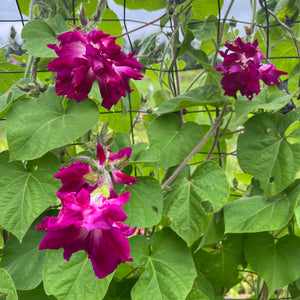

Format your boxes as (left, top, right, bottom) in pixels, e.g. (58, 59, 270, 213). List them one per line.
(0, 0, 298, 299)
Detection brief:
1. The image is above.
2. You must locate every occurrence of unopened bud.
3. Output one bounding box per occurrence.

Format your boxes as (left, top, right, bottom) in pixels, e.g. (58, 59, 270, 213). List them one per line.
(114, 156, 128, 170)
(10, 26, 16, 40)
(93, 0, 107, 23)
(89, 158, 99, 172)
(79, 7, 89, 26)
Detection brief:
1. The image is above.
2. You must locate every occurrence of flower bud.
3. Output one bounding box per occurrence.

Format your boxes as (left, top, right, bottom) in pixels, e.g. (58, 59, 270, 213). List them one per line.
(79, 7, 89, 26)
(10, 26, 16, 40)
(84, 172, 100, 184)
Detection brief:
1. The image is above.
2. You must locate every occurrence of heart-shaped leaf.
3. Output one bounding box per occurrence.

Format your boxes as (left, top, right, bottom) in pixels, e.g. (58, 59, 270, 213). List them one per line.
(6, 87, 99, 161)
(0, 152, 60, 241)
(164, 162, 229, 245)
(245, 233, 300, 295)
(146, 114, 204, 168)
(0, 268, 18, 300)
(131, 229, 197, 300)
(237, 112, 300, 197)
(43, 249, 113, 300)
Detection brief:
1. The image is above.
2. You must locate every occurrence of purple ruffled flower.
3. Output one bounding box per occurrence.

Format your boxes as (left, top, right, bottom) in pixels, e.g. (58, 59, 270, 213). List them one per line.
(36, 188, 136, 279)
(215, 37, 287, 100)
(47, 30, 143, 110)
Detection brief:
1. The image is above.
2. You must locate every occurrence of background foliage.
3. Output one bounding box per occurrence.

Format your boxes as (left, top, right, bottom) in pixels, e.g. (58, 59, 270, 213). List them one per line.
(0, 0, 300, 299)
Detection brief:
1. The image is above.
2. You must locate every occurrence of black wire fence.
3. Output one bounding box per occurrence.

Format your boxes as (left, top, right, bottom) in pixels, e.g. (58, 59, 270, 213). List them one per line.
(0, 0, 298, 299)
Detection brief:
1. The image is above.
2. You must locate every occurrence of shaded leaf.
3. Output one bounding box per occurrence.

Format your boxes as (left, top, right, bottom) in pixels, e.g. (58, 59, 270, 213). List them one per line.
(18, 283, 56, 299)
(245, 233, 300, 295)
(113, 0, 166, 11)
(0, 225, 47, 290)
(193, 234, 243, 295)
(224, 180, 300, 233)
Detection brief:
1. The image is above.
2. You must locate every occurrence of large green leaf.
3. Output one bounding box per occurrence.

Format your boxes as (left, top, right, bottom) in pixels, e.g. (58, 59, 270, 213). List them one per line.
(113, 0, 166, 11)
(121, 177, 163, 229)
(146, 114, 204, 168)
(21, 19, 58, 57)
(164, 162, 229, 245)
(43, 249, 113, 300)
(154, 85, 224, 114)
(0, 225, 47, 290)
(193, 234, 243, 295)
(0, 268, 18, 300)
(187, 18, 217, 42)
(6, 87, 99, 161)
(237, 112, 300, 197)
(233, 90, 292, 126)
(245, 233, 300, 295)
(131, 229, 197, 300)
(0, 152, 60, 241)
(224, 180, 300, 233)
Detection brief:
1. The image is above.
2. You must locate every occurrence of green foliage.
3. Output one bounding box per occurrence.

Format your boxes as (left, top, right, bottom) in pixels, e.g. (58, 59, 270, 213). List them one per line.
(131, 229, 197, 300)
(6, 87, 99, 161)
(0, 152, 60, 241)
(43, 249, 113, 299)
(1, 0, 300, 299)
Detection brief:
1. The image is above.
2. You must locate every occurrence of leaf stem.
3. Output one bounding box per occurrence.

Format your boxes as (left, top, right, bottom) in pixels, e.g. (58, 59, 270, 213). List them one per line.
(162, 104, 227, 188)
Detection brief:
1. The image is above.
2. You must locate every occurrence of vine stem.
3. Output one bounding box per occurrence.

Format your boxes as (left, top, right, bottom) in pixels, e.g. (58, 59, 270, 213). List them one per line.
(115, 13, 168, 39)
(162, 104, 227, 188)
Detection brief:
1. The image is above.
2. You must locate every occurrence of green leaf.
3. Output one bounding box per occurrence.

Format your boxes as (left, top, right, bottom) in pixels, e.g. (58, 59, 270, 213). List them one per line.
(131, 228, 197, 300)
(224, 180, 300, 233)
(164, 162, 229, 245)
(18, 283, 56, 299)
(233, 90, 292, 126)
(104, 276, 139, 300)
(245, 233, 300, 295)
(122, 177, 163, 229)
(21, 19, 58, 57)
(191, 0, 224, 19)
(188, 19, 216, 42)
(113, 0, 166, 11)
(146, 114, 204, 168)
(195, 210, 225, 251)
(0, 152, 60, 241)
(155, 85, 224, 114)
(137, 33, 158, 66)
(185, 272, 216, 300)
(0, 93, 15, 119)
(194, 234, 243, 295)
(0, 225, 47, 290)
(54, 14, 69, 33)
(237, 112, 300, 197)
(129, 235, 150, 267)
(43, 249, 113, 300)
(130, 142, 160, 164)
(0, 62, 24, 95)
(6, 87, 99, 161)
(0, 268, 18, 300)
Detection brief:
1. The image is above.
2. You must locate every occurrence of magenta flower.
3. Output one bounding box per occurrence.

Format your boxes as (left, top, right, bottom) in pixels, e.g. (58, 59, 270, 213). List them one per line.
(54, 161, 103, 194)
(54, 144, 137, 196)
(47, 30, 143, 110)
(215, 37, 287, 100)
(36, 188, 136, 279)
